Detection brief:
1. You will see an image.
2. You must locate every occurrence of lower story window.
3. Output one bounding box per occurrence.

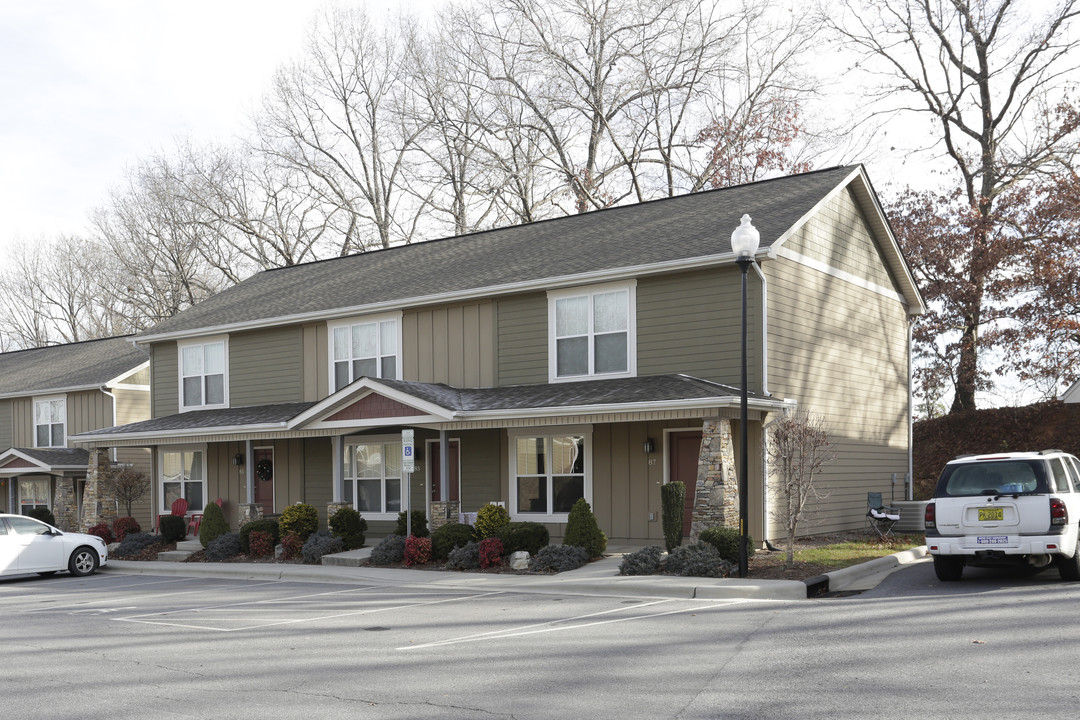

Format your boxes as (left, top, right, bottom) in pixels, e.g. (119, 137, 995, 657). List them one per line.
(161, 448, 205, 512)
(344, 440, 402, 516)
(513, 433, 587, 516)
(18, 478, 50, 514)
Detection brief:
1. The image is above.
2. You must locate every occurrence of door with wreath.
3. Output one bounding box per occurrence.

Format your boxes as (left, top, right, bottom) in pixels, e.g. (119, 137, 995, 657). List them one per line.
(253, 447, 275, 515)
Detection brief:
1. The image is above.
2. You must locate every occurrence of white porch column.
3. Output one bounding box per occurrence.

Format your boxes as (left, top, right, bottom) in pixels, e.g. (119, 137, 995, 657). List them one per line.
(332, 435, 342, 503)
(245, 439, 254, 504)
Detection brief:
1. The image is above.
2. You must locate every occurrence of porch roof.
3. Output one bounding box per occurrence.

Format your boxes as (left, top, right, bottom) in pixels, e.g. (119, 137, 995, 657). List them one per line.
(72, 374, 792, 447)
(0, 447, 91, 475)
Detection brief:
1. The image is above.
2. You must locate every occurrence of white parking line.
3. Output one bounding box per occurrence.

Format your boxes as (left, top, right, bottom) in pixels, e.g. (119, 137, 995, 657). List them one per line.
(18, 579, 284, 613)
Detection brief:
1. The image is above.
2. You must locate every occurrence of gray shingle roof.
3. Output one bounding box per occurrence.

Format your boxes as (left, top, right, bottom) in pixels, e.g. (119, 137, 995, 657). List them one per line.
(0, 336, 148, 397)
(8, 448, 90, 468)
(141, 166, 862, 338)
(76, 402, 317, 437)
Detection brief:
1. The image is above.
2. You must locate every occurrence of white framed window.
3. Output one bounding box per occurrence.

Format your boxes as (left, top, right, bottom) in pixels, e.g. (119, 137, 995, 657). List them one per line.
(160, 446, 206, 513)
(548, 281, 636, 382)
(178, 337, 228, 411)
(328, 314, 402, 392)
(343, 436, 402, 519)
(33, 396, 66, 448)
(18, 478, 51, 513)
(509, 427, 591, 520)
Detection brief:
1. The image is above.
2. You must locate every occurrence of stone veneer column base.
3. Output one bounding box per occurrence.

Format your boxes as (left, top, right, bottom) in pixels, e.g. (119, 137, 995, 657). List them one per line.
(691, 418, 739, 541)
(237, 503, 264, 526)
(54, 477, 78, 531)
(429, 500, 460, 531)
(80, 448, 116, 532)
(326, 501, 351, 525)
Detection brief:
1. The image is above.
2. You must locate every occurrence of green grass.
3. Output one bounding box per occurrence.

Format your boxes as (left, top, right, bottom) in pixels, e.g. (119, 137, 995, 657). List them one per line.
(794, 535, 923, 569)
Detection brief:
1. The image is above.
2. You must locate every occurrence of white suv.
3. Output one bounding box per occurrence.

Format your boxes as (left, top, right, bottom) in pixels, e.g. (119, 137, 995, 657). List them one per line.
(925, 450, 1080, 581)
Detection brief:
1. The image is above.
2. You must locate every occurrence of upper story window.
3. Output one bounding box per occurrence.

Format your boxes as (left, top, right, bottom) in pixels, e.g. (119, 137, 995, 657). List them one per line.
(329, 314, 401, 392)
(548, 281, 636, 382)
(34, 396, 66, 448)
(179, 337, 228, 411)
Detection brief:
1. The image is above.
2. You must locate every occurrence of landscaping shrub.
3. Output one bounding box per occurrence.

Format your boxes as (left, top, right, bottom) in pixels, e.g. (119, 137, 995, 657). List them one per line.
(87, 523, 114, 544)
(478, 537, 504, 569)
(205, 532, 242, 562)
(431, 522, 476, 561)
(394, 510, 429, 538)
(28, 507, 56, 527)
(473, 503, 510, 540)
(239, 519, 280, 553)
(301, 531, 345, 564)
(158, 515, 187, 543)
(369, 534, 406, 565)
(661, 481, 685, 552)
(248, 530, 274, 558)
(329, 506, 367, 550)
(112, 516, 141, 543)
(114, 532, 161, 558)
(619, 546, 664, 576)
(496, 521, 550, 555)
(280, 532, 304, 559)
(563, 498, 607, 558)
(198, 501, 229, 548)
(445, 541, 481, 570)
(404, 535, 433, 566)
(663, 542, 732, 578)
(529, 545, 589, 573)
(698, 525, 755, 564)
(279, 503, 319, 542)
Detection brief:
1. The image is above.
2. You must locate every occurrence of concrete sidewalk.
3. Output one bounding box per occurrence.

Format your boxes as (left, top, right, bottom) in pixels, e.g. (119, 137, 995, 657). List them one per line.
(102, 544, 929, 601)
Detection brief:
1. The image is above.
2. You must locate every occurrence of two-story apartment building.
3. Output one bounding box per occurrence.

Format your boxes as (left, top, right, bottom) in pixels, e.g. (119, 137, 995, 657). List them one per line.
(75, 166, 924, 544)
(0, 336, 151, 531)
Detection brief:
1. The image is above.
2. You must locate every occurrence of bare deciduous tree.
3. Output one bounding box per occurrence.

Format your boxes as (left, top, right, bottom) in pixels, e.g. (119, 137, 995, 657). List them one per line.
(109, 465, 151, 518)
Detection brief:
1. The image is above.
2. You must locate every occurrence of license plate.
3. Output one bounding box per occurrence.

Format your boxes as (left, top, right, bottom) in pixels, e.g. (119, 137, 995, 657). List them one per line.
(977, 536, 1009, 545)
(978, 507, 1004, 521)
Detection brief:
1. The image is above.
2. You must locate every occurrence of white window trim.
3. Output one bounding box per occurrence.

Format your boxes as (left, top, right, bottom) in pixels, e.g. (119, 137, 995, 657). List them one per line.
(158, 445, 207, 514)
(547, 280, 637, 383)
(18, 477, 51, 512)
(508, 425, 592, 522)
(327, 312, 404, 392)
(177, 335, 229, 412)
(32, 394, 67, 449)
(343, 433, 404, 521)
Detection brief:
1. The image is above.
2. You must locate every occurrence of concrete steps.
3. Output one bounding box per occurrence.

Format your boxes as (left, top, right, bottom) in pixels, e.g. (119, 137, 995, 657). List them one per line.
(157, 538, 202, 562)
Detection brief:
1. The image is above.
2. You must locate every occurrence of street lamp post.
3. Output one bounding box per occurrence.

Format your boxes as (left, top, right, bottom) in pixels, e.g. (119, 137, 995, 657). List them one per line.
(730, 214, 760, 579)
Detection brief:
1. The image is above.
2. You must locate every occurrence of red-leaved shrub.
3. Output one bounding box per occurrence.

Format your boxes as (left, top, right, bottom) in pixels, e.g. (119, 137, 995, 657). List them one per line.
(405, 535, 433, 566)
(112, 516, 141, 543)
(248, 530, 274, 558)
(479, 537, 504, 569)
(87, 523, 114, 544)
(281, 532, 303, 559)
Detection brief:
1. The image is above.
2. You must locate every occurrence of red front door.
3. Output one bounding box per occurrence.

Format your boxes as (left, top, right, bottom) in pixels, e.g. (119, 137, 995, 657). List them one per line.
(430, 440, 460, 502)
(669, 431, 702, 537)
(253, 447, 274, 515)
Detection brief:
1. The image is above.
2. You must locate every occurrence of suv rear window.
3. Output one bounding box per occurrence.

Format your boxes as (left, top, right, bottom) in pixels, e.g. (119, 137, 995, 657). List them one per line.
(935, 459, 1049, 497)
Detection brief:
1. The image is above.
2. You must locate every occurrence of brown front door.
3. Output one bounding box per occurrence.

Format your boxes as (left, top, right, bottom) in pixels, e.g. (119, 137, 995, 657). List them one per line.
(669, 431, 702, 537)
(429, 440, 460, 502)
(253, 447, 274, 515)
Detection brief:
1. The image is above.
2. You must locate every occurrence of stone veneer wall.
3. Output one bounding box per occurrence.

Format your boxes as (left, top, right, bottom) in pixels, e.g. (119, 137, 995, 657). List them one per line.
(54, 477, 78, 531)
(237, 503, 264, 527)
(429, 500, 460, 531)
(80, 448, 116, 532)
(691, 417, 738, 539)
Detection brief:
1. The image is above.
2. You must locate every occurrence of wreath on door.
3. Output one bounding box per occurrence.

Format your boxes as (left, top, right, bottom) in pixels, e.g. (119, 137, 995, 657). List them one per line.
(255, 458, 274, 482)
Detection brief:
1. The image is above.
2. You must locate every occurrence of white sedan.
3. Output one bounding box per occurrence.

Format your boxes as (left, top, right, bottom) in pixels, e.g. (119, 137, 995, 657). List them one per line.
(0, 513, 109, 577)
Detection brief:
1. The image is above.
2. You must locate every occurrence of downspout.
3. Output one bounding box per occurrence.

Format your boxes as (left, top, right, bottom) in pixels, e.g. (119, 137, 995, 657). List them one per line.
(907, 316, 915, 501)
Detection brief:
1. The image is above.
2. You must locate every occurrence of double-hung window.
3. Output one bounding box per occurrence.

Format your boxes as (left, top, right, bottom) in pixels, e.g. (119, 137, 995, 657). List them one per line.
(179, 337, 227, 410)
(160, 447, 205, 513)
(510, 429, 590, 519)
(343, 438, 402, 518)
(34, 396, 66, 448)
(549, 282, 636, 382)
(329, 315, 401, 392)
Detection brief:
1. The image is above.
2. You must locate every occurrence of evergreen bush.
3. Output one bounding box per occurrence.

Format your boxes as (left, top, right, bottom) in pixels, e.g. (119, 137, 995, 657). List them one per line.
(473, 503, 510, 540)
(158, 515, 187, 543)
(698, 525, 754, 564)
(301, 531, 345, 564)
(529, 545, 589, 573)
(496, 521, 550, 555)
(661, 481, 685, 553)
(563, 498, 607, 558)
(394, 510, 429, 538)
(369, 534, 406, 565)
(198, 501, 229, 548)
(112, 516, 141, 542)
(239, 518, 281, 553)
(28, 507, 56, 527)
(662, 542, 732, 578)
(205, 532, 241, 562)
(618, 546, 664, 576)
(329, 506, 367, 549)
(431, 522, 476, 561)
(114, 532, 161, 558)
(279, 503, 319, 541)
(445, 541, 481, 570)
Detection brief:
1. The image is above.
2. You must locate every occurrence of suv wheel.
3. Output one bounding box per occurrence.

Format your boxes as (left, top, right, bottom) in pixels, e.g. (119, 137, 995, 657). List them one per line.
(1059, 541, 1080, 582)
(933, 555, 964, 582)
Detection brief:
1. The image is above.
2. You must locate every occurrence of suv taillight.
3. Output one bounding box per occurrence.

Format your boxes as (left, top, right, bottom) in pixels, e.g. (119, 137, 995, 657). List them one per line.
(1050, 497, 1068, 526)
(924, 502, 936, 530)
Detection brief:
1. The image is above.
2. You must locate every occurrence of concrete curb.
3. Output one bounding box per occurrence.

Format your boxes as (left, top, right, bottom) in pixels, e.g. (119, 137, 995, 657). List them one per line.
(806, 546, 929, 596)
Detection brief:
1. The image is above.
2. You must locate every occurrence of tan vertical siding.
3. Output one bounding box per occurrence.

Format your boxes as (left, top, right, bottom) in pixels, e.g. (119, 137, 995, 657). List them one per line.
(67, 390, 112, 439)
(303, 437, 332, 526)
(458, 429, 502, 511)
(0, 399, 12, 449)
(302, 324, 321, 402)
(152, 342, 178, 417)
(230, 326, 304, 406)
(495, 293, 547, 385)
(12, 398, 31, 447)
(402, 301, 495, 387)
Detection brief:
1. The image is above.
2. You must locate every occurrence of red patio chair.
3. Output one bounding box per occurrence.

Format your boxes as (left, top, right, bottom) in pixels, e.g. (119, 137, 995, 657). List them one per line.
(155, 497, 189, 533)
